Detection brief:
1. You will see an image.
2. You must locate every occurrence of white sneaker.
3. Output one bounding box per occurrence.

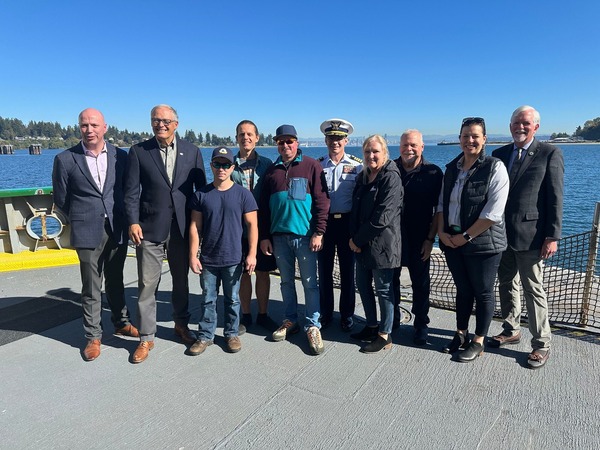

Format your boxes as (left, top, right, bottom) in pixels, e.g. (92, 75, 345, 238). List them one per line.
(307, 326, 324, 355)
(272, 320, 299, 342)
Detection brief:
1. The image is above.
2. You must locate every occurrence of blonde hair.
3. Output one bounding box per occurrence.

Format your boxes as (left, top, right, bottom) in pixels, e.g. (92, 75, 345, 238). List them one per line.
(362, 134, 389, 182)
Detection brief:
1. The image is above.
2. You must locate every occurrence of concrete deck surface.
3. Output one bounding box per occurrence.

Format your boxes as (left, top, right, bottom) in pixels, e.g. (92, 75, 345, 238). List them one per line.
(1, 257, 600, 450)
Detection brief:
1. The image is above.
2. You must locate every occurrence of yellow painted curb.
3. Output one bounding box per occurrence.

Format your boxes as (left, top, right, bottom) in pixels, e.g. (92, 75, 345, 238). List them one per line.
(0, 249, 79, 272)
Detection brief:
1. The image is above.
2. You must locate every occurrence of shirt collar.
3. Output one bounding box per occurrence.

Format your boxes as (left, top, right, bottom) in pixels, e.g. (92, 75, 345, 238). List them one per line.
(82, 141, 107, 156)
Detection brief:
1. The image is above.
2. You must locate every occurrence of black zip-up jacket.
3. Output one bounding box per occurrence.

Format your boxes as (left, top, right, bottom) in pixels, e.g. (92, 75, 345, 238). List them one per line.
(350, 160, 403, 269)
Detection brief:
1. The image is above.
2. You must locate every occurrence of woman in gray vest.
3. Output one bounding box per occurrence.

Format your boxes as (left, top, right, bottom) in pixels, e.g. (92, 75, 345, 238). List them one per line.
(435, 117, 509, 362)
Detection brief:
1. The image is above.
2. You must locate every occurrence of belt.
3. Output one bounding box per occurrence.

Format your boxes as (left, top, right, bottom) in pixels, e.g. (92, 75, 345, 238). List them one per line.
(329, 212, 350, 219)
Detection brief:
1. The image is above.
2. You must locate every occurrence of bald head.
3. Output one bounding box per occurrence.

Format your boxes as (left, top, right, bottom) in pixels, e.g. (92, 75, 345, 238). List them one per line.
(78, 108, 107, 152)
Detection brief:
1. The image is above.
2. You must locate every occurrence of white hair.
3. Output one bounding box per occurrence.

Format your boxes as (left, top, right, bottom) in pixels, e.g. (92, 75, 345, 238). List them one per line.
(511, 105, 540, 125)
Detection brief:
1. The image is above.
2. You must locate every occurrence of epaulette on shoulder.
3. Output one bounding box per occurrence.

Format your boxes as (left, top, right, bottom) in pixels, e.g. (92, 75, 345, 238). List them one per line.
(317, 156, 325, 162)
(348, 154, 363, 163)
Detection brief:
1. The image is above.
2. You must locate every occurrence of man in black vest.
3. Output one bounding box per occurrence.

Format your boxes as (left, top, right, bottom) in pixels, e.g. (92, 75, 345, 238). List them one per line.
(392, 129, 442, 345)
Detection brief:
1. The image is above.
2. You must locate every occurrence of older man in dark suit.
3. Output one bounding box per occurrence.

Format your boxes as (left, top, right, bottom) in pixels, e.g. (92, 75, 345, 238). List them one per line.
(490, 105, 564, 369)
(124, 104, 206, 363)
(53, 108, 139, 361)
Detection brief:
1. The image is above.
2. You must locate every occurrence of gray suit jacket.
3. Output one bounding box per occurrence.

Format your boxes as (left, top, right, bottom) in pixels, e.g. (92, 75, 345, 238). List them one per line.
(52, 142, 127, 249)
(492, 138, 564, 251)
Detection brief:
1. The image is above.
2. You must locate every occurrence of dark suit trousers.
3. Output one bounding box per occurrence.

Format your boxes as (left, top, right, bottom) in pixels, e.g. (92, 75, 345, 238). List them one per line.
(136, 217, 190, 340)
(393, 240, 431, 330)
(76, 221, 129, 340)
(318, 214, 355, 322)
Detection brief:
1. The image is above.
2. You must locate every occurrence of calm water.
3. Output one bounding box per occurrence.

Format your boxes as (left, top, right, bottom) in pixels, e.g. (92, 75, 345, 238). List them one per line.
(1, 144, 598, 237)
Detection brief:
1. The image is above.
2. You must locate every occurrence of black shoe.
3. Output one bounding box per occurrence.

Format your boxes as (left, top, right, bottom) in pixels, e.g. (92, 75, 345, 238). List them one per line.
(240, 314, 252, 329)
(442, 331, 470, 353)
(350, 325, 379, 342)
(320, 316, 332, 330)
(457, 341, 484, 362)
(413, 328, 428, 346)
(341, 317, 354, 332)
(360, 334, 392, 353)
(256, 313, 278, 332)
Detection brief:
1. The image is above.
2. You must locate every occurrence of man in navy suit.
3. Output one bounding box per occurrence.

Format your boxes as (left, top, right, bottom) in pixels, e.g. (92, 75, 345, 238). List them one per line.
(490, 105, 564, 369)
(124, 104, 206, 363)
(52, 108, 139, 362)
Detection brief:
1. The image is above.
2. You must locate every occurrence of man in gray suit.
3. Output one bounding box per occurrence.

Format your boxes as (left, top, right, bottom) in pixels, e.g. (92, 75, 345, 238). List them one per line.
(53, 108, 139, 361)
(125, 104, 206, 363)
(490, 105, 564, 369)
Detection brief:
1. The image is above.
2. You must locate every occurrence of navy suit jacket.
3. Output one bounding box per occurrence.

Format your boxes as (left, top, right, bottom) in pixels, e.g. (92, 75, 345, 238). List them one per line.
(492, 138, 564, 251)
(124, 137, 206, 242)
(52, 142, 128, 249)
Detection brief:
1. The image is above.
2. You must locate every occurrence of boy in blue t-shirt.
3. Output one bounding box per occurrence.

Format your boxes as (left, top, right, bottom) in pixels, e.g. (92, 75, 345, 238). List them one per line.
(188, 146, 258, 355)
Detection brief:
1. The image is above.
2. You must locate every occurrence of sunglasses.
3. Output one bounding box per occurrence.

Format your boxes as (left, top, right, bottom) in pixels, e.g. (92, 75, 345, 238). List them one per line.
(211, 162, 233, 169)
(151, 118, 176, 126)
(461, 117, 486, 134)
(277, 138, 297, 146)
(325, 135, 346, 141)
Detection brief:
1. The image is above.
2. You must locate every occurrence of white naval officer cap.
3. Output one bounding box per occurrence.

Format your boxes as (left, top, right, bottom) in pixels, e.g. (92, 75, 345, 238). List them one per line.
(320, 118, 354, 136)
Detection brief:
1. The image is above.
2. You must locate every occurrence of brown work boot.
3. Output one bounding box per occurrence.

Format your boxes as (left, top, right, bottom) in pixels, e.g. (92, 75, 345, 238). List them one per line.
(225, 336, 242, 353)
(132, 341, 154, 364)
(187, 340, 213, 356)
(83, 339, 101, 361)
(174, 324, 197, 345)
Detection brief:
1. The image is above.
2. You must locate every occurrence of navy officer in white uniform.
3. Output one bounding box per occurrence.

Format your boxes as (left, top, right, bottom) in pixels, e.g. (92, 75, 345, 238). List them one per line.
(317, 118, 363, 331)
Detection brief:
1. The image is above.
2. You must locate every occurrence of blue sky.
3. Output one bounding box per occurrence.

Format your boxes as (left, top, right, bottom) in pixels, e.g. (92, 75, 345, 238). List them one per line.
(1, 1, 599, 140)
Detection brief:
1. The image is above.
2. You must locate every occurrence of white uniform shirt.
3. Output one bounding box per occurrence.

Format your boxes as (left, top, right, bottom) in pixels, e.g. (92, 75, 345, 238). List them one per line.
(319, 153, 363, 214)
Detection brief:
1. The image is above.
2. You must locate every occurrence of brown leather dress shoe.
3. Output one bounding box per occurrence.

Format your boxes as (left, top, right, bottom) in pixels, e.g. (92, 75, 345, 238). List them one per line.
(174, 324, 197, 346)
(132, 341, 154, 364)
(489, 331, 521, 348)
(115, 324, 140, 338)
(83, 339, 101, 361)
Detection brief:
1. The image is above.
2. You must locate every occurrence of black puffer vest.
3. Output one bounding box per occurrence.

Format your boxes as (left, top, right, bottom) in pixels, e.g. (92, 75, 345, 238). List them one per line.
(441, 152, 507, 255)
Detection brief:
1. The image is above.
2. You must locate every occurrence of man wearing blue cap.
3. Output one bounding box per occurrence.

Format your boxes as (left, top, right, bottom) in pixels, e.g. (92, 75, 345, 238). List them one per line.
(258, 125, 330, 355)
(317, 118, 362, 331)
(188, 146, 258, 355)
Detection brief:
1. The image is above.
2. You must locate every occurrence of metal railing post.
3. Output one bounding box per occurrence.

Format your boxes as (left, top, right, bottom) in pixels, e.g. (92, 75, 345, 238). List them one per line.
(580, 202, 600, 327)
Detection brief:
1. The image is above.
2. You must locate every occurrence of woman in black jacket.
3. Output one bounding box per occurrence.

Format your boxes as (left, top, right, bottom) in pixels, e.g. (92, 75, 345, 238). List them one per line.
(349, 135, 403, 353)
(436, 117, 509, 362)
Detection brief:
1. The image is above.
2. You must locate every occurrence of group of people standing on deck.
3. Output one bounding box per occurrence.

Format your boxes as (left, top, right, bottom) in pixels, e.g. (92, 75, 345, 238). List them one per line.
(52, 103, 563, 370)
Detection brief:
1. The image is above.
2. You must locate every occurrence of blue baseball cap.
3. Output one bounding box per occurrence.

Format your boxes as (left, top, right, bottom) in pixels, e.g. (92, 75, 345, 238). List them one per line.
(211, 146, 234, 163)
(274, 124, 298, 141)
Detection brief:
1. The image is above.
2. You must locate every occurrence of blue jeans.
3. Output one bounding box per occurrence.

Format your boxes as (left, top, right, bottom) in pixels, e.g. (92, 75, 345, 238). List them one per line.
(272, 234, 320, 331)
(198, 264, 243, 340)
(444, 248, 502, 337)
(356, 264, 395, 334)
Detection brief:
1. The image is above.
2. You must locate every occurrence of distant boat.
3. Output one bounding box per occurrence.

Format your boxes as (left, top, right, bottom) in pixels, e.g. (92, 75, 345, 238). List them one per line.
(437, 140, 458, 146)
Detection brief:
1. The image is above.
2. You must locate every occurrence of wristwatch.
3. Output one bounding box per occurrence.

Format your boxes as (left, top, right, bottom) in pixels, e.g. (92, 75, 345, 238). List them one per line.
(462, 231, 473, 242)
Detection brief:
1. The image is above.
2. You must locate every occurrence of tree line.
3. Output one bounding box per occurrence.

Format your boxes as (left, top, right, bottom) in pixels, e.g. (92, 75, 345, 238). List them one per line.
(3, 115, 599, 149)
(551, 117, 600, 141)
(0, 116, 275, 149)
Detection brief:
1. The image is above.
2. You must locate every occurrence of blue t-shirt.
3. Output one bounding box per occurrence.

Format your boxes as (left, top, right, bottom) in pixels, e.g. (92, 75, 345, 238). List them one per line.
(189, 183, 258, 267)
